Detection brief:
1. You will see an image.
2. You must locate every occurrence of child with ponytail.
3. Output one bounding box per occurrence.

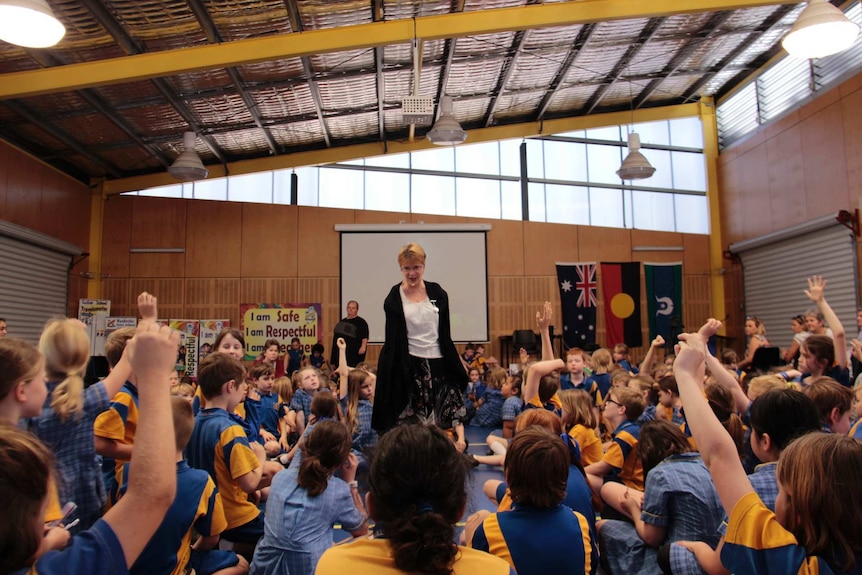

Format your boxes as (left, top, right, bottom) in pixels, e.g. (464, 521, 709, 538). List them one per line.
(251, 420, 367, 575)
(27, 292, 156, 532)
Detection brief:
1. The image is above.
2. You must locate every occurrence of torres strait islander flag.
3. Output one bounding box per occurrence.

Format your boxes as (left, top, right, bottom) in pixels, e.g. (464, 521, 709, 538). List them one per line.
(556, 262, 597, 349)
(645, 263, 683, 344)
(600, 262, 643, 348)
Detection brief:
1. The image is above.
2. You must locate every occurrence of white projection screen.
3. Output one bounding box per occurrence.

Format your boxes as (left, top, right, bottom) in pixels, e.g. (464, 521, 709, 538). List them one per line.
(337, 224, 490, 343)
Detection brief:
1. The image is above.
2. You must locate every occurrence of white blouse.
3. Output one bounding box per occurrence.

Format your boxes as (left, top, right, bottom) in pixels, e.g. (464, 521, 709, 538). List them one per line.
(400, 286, 442, 358)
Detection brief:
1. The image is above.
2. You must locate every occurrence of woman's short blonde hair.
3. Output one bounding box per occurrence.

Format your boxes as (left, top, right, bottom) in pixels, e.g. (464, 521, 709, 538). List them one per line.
(397, 243, 426, 266)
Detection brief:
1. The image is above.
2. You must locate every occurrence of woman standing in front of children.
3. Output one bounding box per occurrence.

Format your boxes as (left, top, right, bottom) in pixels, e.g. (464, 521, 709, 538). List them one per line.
(674, 319, 862, 575)
(250, 420, 368, 575)
(27, 292, 155, 533)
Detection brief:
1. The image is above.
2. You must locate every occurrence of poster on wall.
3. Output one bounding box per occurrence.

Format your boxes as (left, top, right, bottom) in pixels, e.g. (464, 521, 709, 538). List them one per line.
(169, 320, 200, 377)
(79, 299, 111, 356)
(240, 304, 322, 362)
(199, 319, 230, 365)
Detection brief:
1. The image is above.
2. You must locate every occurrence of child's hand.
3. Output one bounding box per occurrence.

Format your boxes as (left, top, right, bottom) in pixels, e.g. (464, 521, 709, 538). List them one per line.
(519, 347, 529, 364)
(261, 430, 276, 443)
(250, 440, 266, 462)
(337, 337, 347, 351)
(697, 318, 721, 339)
(137, 292, 158, 322)
(650, 335, 665, 348)
(805, 275, 827, 303)
(342, 452, 359, 482)
(127, 321, 179, 381)
(851, 339, 862, 362)
(454, 438, 466, 453)
(536, 301, 552, 331)
(674, 333, 707, 375)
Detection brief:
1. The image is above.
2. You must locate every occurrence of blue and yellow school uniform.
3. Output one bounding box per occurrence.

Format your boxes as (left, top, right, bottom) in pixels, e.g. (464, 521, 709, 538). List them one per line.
(602, 419, 644, 490)
(16, 520, 125, 575)
(527, 391, 563, 417)
(316, 538, 513, 575)
(849, 419, 862, 439)
(494, 465, 596, 538)
(93, 381, 139, 507)
(187, 407, 262, 532)
(125, 460, 237, 575)
(560, 374, 602, 406)
(257, 391, 282, 437)
(471, 503, 597, 575)
(587, 372, 612, 401)
(569, 423, 603, 466)
(722, 491, 862, 575)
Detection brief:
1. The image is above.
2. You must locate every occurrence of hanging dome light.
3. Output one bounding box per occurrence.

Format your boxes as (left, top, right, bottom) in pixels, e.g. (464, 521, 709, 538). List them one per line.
(168, 132, 209, 182)
(427, 96, 467, 146)
(617, 132, 655, 180)
(0, 0, 66, 48)
(782, 0, 859, 59)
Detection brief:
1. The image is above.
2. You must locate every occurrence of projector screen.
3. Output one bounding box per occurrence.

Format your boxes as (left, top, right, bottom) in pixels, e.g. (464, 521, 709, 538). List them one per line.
(337, 225, 490, 343)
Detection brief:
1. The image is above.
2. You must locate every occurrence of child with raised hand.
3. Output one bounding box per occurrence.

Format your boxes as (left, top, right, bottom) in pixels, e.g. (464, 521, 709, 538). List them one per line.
(559, 389, 603, 466)
(800, 275, 849, 385)
(675, 388, 822, 575)
(467, 426, 597, 575)
(341, 367, 377, 458)
(28, 291, 155, 533)
(673, 320, 862, 575)
(522, 357, 564, 415)
(2, 319, 180, 575)
(251, 420, 368, 575)
(639, 335, 665, 377)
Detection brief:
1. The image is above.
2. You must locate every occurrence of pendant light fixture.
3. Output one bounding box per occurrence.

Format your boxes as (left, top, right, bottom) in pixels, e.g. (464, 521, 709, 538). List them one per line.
(0, 0, 66, 48)
(617, 132, 656, 180)
(168, 132, 209, 182)
(782, 0, 859, 59)
(427, 95, 467, 145)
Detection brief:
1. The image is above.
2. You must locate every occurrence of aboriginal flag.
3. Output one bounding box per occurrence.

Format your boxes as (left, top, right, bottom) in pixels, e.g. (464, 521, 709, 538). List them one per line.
(600, 262, 642, 347)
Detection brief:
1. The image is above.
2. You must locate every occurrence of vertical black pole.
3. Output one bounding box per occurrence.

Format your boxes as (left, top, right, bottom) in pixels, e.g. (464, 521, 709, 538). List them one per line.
(519, 141, 529, 221)
(290, 171, 298, 205)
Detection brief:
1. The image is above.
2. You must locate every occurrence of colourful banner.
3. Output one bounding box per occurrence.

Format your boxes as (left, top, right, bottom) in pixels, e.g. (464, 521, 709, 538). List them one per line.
(170, 320, 199, 377)
(645, 263, 683, 345)
(240, 304, 322, 361)
(556, 262, 597, 349)
(199, 319, 229, 365)
(600, 262, 643, 348)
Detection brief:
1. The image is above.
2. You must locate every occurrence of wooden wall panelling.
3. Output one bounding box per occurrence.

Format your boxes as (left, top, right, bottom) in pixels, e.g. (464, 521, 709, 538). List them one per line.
(297, 277, 340, 358)
(101, 196, 133, 278)
(353, 209, 411, 224)
(241, 278, 298, 304)
(682, 234, 711, 275)
(722, 264, 745, 353)
(800, 104, 850, 215)
(4, 154, 42, 231)
(737, 144, 772, 241)
(410, 213, 468, 223)
(129, 197, 187, 277)
(718, 156, 743, 245)
(241, 203, 298, 278)
(765, 125, 806, 231)
(488, 276, 526, 359)
(100, 278, 132, 317)
(575, 225, 633, 263)
(40, 169, 90, 248)
(185, 200, 242, 278)
(682, 275, 712, 331)
(129, 278, 184, 320)
(0, 140, 9, 212)
(296, 206, 351, 277)
(185, 278, 241, 324)
(842, 87, 862, 203)
(522, 221, 581, 277)
(477, 218, 525, 277)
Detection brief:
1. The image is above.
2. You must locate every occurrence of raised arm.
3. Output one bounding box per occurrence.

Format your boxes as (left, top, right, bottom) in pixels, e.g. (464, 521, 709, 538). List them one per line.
(101, 292, 158, 398)
(104, 320, 178, 568)
(805, 276, 847, 368)
(536, 301, 554, 361)
(336, 337, 349, 400)
(639, 335, 664, 375)
(674, 322, 753, 516)
(523, 358, 564, 404)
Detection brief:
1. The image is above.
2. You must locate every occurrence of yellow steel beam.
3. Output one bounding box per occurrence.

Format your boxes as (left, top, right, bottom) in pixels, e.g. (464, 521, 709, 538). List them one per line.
(0, 0, 797, 100)
(101, 103, 700, 195)
(700, 97, 726, 333)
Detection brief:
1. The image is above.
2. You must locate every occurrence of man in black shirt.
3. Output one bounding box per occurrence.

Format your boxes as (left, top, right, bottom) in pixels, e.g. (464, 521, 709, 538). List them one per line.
(331, 300, 369, 367)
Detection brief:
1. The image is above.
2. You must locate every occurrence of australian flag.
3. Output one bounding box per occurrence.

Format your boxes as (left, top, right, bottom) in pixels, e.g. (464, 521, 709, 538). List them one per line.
(556, 262, 597, 349)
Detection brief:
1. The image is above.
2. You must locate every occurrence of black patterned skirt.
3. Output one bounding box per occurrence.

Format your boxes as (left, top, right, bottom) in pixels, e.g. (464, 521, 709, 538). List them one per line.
(397, 355, 466, 430)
